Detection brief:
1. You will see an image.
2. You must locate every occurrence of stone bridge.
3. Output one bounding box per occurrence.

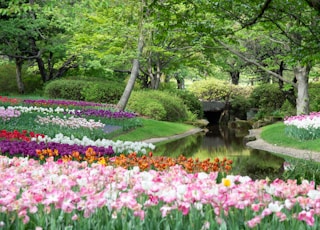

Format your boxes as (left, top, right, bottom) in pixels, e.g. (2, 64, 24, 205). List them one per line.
(201, 101, 226, 124)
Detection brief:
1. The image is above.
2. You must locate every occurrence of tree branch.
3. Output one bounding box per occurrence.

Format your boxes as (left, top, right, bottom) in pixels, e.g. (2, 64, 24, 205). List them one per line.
(214, 38, 297, 88)
(242, 0, 273, 28)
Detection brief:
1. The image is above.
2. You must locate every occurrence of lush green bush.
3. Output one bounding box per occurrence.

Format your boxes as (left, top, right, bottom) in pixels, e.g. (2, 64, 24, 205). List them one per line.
(309, 82, 320, 112)
(165, 89, 203, 119)
(128, 90, 189, 122)
(44, 79, 125, 103)
(249, 84, 285, 114)
(230, 95, 251, 120)
(189, 78, 230, 101)
(43, 79, 87, 100)
(81, 81, 125, 104)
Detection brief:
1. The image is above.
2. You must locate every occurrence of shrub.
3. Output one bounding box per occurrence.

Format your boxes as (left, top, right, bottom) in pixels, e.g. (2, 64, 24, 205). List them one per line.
(249, 84, 285, 114)
(189, 78, 230, 101)
(165, 89, 203, 119)
(309, 82, 320, 112)
(81, 81, 125, 104)
(43, 80, 87, 100)
(230, 95, 251, 120)
(128, 90, 189, 122)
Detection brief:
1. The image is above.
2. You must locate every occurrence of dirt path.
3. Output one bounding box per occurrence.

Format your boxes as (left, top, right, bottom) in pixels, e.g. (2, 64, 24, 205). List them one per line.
(246, 129, 320, 162)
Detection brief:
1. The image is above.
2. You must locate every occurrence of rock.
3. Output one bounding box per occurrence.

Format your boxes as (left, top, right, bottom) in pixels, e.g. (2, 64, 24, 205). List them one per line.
(243, 135, 257, 143)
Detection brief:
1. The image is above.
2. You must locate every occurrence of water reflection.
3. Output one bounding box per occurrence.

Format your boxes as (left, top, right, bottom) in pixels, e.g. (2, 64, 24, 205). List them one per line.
(154, 124, 285, 180)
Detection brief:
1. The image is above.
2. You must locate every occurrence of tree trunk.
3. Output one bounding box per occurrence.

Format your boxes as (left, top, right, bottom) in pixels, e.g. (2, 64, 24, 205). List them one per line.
(15, 58, 25, 94)
(36, 57, 49, 82)
(177, 78, 185, 89)
(117, 20, 144, 110)
(295, 64, 311, 115)
(154, 59, 161, 89)
(230, 71, 240, 85)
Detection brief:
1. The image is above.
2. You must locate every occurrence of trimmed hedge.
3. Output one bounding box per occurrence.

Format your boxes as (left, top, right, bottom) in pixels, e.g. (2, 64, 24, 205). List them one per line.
(43, 79, 125, 103)
(44, 80, 87, 101)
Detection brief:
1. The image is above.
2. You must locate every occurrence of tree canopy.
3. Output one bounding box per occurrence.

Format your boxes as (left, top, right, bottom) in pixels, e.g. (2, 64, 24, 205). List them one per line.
(0, 0, 319, 114)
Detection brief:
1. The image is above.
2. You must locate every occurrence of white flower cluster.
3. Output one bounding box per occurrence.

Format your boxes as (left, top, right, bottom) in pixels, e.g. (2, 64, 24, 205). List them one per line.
(32, 133, 155, 154)
(7, 105, 74, 114)
(35, 115, 104, 130)
(284, 114, 320, 130)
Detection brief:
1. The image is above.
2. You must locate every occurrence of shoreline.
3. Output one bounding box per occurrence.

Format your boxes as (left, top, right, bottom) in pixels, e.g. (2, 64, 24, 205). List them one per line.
(141, 128, 203, 144)
(246, 128, 320, 162)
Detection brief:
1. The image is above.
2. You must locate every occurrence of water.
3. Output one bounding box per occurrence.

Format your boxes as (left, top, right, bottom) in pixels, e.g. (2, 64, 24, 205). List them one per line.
(154, 124, 285, 180)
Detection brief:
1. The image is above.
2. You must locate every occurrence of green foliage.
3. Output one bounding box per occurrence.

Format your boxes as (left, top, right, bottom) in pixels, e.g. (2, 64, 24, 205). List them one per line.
(81, 81, 125, 104)
(165, 89, 204, 119)
(280, 100, 296, 117)
(230, 95, 251, 120)
(189, 78, 230, 101)
(309, 82, 320, 112)
(282, 158, 320, 185)
(0, 62, 43, 95)
(128, 90, 189, 122)
(43, 79, 87, 100)
(44, 79, 125, 103)
(249, 84, 285, 114)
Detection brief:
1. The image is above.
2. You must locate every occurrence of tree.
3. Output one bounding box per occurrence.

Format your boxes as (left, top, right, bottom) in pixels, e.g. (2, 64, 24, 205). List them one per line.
(117, 0, 146, 110)
(197, 0, 320, 115)
(0, 0, 78, 93)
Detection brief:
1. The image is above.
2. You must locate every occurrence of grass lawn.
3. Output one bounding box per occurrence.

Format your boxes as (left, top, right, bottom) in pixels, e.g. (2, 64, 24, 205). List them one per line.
(112, 118, 196, 142)
(261, 122, 320, 152)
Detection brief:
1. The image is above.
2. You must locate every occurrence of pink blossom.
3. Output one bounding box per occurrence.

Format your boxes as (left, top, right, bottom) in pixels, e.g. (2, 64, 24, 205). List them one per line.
(276, 211, 287, 221)
(247, 216, 261, 228)
(297, 210, 315, 226)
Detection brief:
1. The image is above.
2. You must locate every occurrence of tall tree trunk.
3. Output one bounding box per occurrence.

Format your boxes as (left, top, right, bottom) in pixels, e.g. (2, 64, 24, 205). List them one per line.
(295, 64, 311, 115)
(15, 58, 25, 94)
(117, 9, 145, 110)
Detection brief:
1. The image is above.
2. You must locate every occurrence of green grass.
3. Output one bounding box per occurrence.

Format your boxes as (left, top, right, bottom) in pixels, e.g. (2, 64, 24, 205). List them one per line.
(261, 122, 320, 152)
(112, 119, 195, 142)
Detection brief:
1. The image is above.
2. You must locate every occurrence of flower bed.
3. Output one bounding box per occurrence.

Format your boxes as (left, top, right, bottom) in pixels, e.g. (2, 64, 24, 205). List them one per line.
(1, 97, 320, 229)
(0, 156, 319, 229)
(284, 112, 320, 140)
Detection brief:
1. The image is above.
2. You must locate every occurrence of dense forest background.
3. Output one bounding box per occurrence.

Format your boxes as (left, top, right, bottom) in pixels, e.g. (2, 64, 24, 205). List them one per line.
(1, 0, 320, 115)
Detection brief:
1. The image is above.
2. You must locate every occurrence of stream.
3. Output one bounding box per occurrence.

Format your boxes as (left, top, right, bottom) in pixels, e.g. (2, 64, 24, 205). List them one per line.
(154, 124, 285, 180)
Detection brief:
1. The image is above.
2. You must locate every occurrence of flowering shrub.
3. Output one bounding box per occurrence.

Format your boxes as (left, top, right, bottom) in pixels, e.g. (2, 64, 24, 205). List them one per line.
(0, 156, 319, 229)
(284, 112, 320, 140)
